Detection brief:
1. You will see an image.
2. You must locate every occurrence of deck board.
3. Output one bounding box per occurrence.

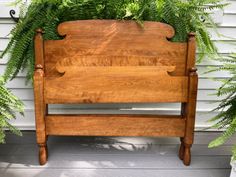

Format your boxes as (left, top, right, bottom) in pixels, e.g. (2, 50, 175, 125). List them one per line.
(0, 132, 233, 177)
(0, 169, 231, 177)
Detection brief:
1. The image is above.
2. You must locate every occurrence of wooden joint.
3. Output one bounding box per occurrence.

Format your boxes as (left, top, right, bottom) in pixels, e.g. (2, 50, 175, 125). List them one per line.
(188, 33, 196, 43)
(34, 68, 44, 78)
(34, 28, 44, 70)
(38, 143, 46, 148)
(189, 67, 197, 76)
(35, 64, 43, 70)
(184, 143, 192, 148)
(189, 67, 197, 73)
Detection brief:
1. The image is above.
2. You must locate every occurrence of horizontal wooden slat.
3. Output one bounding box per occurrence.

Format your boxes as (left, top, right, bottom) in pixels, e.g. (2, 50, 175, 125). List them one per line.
(57, 20, 176, 38)
(2, 64, 231, 78)
(6, 88, 224, 102)
(44, 66, 188, 103)
(1, 77, 222, 90)
(46, 114, 185, 137)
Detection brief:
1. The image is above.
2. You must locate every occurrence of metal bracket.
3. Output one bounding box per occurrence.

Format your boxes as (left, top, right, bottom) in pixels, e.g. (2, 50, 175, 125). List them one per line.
(9, 9, 19, 23)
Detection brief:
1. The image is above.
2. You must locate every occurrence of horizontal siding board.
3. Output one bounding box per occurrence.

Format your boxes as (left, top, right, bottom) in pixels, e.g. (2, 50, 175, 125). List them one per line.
(0, 23, 14, 38)
(224, 0, 236, 14)
(220, 14, 236, 27)
(5, 78, 32, 88)
(0, 65, 27, 77)
(0, 19, 16, 24)
(0, 3, 19, 18)
(208, 27, 236, 41)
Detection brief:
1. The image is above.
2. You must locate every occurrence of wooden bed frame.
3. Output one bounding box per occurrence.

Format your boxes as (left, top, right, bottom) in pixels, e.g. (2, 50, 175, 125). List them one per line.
(33, 20, 198, 166)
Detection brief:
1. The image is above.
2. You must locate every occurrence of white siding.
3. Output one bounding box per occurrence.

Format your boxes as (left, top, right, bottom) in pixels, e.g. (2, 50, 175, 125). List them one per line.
(0, 0, 236, 130)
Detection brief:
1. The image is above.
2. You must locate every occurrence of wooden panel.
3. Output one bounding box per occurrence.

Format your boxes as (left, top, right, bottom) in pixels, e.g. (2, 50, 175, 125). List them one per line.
(46, 114, 185, 137)
(57, 20, 175, 36)
(44, 66, 188, 103)
(44, 20, 187, 77)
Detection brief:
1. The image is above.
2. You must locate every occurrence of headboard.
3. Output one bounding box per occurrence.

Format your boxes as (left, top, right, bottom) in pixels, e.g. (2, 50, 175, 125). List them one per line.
(33, 20, 198, 166)
(34, 20, 196, 104)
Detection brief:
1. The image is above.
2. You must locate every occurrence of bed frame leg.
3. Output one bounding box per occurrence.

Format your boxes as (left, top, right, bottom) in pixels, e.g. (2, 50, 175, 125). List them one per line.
(179, 137, 184, 160)
(39, 143, 48, 165)
(183, 143, 191, 166)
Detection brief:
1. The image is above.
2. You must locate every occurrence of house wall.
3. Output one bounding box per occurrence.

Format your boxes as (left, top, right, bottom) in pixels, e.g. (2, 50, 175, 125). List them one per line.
(0, 0, 236, 130)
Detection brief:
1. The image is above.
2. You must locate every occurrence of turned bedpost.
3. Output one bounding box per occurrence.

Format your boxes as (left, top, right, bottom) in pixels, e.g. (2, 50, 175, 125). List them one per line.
(181, 32, 198, 165)
(34, 28, 48, 165)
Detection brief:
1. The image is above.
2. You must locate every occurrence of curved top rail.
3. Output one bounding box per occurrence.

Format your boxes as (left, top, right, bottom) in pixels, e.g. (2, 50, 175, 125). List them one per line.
(57, 20, 175, 41)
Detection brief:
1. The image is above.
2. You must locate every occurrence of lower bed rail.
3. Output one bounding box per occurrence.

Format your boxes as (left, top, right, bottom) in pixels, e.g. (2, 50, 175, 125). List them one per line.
(46, 114, 185, 137)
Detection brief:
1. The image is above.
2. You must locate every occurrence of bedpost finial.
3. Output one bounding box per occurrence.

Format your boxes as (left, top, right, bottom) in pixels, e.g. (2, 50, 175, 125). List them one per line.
(36, 28, 44, 34)
(188, 32, 195, 37)
(188, 32, 196, 41)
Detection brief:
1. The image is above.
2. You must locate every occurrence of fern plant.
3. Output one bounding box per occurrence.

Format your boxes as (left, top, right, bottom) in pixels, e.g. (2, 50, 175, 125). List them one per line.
(0, 0, 227, 82)
(0, 77, 24, 143)
(208, 53, 236, 160)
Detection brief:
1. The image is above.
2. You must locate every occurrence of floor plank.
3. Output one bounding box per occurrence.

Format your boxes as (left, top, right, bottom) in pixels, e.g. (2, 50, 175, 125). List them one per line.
(0, 169, 231, 177)
(4, 131, 236, 145)
(0, 143, 233, 156)
(0, 131, 234, 177)
(0, 155, 231, 169)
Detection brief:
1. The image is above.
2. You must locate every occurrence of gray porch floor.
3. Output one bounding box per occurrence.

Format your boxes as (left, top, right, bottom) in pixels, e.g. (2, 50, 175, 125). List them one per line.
(0, 132, 235, 177)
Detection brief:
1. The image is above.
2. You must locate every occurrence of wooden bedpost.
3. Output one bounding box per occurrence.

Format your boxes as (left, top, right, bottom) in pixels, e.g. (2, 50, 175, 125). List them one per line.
(34, 28, 47, 165)
(181, 33, 198, 165)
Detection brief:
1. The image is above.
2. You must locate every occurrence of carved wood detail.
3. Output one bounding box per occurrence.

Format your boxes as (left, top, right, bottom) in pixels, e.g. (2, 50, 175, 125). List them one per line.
(34, 20, 198, 166)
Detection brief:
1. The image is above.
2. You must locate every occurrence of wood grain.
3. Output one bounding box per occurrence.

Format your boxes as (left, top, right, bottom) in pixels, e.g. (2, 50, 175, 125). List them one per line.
(34, 29, 47, 165)
(46, 115, 185, 137)
(182, 33, 198, 166)
(34, 29, 44, 69)
(44, 20, 187, 77)
(44, 66, 188, 103)
(33, 20, 198, 166)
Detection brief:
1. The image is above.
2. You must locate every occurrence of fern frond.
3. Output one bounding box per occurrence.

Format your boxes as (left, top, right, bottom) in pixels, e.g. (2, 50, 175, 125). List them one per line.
(0, 76, 24, 143)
